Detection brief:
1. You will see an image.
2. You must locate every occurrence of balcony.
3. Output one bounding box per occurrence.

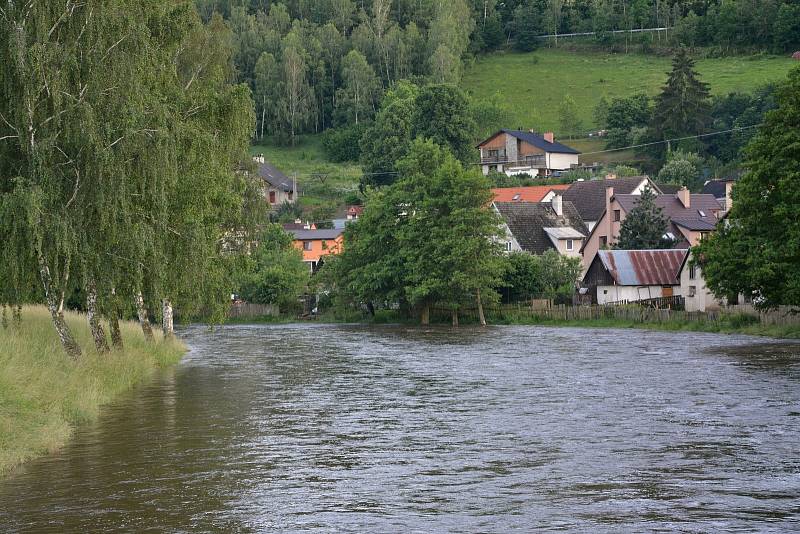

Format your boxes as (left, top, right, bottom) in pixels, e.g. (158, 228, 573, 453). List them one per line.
(481, 153, 546, 167)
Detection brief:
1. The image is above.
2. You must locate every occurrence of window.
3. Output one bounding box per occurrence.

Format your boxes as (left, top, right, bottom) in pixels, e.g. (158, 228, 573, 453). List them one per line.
(488, 149, 499, 160)
(269, 191, 276, 204)
(700, 232, 709, 241)
(512, 194, 521, 201)
(303, 241, 312, 251)
(288, 191, 294, 201)
(689, 264, 696, 280)
(688, 286, 697, 297)
(322, 241, 328, 250)
(600, 236, 608, 247)
(506, 241, 513, 252)
(613, 210, 621, 222)
(566, 239, 574, 251)
(698, 210, 706, 217)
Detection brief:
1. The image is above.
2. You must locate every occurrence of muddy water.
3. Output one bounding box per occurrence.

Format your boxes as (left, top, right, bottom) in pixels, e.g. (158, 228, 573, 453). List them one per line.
(1, 325, 799, 532)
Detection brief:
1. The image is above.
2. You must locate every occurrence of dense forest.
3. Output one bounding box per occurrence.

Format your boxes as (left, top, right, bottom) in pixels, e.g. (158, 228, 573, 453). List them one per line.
(195, 1, 800, 143)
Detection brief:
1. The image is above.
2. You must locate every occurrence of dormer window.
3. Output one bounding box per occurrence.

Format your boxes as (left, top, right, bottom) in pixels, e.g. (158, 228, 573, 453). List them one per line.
(566, 239, 574, 251)
(512, 194, 521, 201)
(698, 210, 706, 217)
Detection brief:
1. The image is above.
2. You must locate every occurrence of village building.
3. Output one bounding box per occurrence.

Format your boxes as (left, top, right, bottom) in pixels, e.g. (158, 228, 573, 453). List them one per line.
(580, 187, 723, 271)
(491, 184, 571, 203)
(582, 249, 687, 305)
(702, 176, 736, 213)
(494, 194, 588, 258)
(678, 252, 725, 312)
(346, 205, 364, 220)
(562, 175, 655, 231)
(477, 130, 580, 177)
(282, 220, 317, 231)
(253, 154, 297, 208)
(288, 228, 343, 272)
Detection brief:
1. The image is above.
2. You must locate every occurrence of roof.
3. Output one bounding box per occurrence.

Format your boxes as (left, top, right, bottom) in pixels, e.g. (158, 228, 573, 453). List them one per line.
(478, 130, 581, 154)
(671, 217, 717, 231)
(543, 227, 586, 239)
(347, 205, 365, 215)
(257, 161, 294, 192)
(593, 249, 688, 286)
(563, 176, 652, 223)
(701, 179, 729, 199)
(289, 229, 343, 241)
(615, 193, 722, 228)
(492, 185, 571, 203)
(656, 183, 682, 195)
(494, 200, 589, 254)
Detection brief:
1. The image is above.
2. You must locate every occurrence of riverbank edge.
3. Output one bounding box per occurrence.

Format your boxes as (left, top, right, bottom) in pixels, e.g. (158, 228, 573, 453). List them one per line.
(0, 306, 186, 478)
(233, 310, 800, 339)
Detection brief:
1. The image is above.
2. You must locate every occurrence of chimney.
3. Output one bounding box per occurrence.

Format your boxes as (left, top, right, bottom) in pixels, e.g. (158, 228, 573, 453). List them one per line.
(544, 132, 554, 143)
(552, 194, 563, 217)
(678, 187, 690, 208)
(606, 186, 614, 240)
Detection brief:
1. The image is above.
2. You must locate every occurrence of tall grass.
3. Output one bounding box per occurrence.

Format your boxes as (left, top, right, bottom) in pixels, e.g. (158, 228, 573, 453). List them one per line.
(0, 306, 186, 476)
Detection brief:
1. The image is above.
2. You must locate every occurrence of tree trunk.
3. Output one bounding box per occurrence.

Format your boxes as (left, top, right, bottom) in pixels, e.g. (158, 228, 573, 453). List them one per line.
(108, 289, 123, 350)
(37, 253, 81, 358)
(452, 309, 459, 327)
(86, 280, 110, 354)
(134, 292, 155, 342)
(420, 303, 430, 325)
(367, 301, 375, 317)
(1, 304, 7, 329)
(162, 299, 174, 338)
(14, 304, 21, 327)
(477, 289, 487, 327)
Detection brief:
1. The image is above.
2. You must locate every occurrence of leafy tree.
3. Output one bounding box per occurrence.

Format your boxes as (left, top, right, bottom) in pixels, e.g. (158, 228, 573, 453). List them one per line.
(537, 250, 582, 304)
(593, 95, 610, 129)
(470, 92, 513, 141)
(694, 67, 800, 309)
(558, 94, 583, 137)
(657, 151, 704, 191)
(239, 225, 308, 311)
(337, 50, 380, 125)
(774, 4, 800, 52)
(616, 187, 673, 250)
(412, 85, 477, 164)
(513, 0, 545, 52)
(650, 48, 711, 156)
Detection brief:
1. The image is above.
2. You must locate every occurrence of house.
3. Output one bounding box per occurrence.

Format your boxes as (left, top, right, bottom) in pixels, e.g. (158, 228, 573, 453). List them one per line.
(702, 176, 736, 213)
(582, 249, 687, 305)
(580, 187, 723, 271)
(678, 252, 724, 312)
(289, 228, 344, 272)
(253, 154, 296, 207)
(282, 221, 317, 231)
(477, 130, 580, 177)
(492, 184, 571, 203)
(562, 175, 655, 231)
(494, 194, 589, 258)
(346, 205, 364, 220)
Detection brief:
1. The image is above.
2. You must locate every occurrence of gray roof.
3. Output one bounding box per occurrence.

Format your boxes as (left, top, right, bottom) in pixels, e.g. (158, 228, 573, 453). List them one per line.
(289, 229, 343, 240)
(543, 227, 586, 239)
(257, 161, 294, 192)
(495, 201, 589, 254)
(563, 176, 651, 223)
(592, 249, 687, 286)
(671, 217, 718, 231)
(656, 183, 682, 195)
(615, 193, 722, 225)
(480, 129, 581, 154)
(702, 179, 728, 199)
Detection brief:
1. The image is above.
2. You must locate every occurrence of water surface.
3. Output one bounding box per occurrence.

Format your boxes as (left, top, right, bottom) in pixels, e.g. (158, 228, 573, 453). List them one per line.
(1, 324, 799, 532)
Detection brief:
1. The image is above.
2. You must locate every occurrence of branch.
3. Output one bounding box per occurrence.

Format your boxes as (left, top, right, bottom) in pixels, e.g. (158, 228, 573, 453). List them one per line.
(0, 135, 19, 142)
(64, 169, 80, 210)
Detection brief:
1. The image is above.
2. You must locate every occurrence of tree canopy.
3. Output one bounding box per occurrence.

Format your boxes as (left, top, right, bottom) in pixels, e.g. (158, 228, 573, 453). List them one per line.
(615, 187, 673, 250)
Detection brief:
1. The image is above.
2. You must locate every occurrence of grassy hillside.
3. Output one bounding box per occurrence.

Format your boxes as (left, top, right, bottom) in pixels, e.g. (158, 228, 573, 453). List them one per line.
(463, 49, 796, 134)
(0, 307, 185, 475)
(251, 136, 361, 212)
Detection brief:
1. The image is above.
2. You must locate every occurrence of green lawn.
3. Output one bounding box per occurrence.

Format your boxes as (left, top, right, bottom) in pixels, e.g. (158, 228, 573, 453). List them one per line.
(251, 135, 362, 211)
(463, 49, 796, 134)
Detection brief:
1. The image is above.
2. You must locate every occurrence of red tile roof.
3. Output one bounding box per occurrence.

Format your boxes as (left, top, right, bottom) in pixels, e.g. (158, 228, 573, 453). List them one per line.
(492, 185, 571, 203)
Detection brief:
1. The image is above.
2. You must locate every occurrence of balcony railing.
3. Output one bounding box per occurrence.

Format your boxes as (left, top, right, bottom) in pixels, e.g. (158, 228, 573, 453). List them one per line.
(480, 155, 546, 166)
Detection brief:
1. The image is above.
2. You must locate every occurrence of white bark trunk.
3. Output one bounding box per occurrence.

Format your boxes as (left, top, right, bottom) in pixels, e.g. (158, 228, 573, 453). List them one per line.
(135, 292, 155, 342)
(86, 280, 110, 354)
(162, 299, 174, 338)
(477, 289, 487, 327)
(37, 252, 81, 358)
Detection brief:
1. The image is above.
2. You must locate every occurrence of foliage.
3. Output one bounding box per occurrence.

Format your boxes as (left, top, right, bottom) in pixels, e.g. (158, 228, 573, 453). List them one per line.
(694, 67, 800, 309)
(657, 151, 705, 191)
(616, 186, 673, 250)
(513, 0, 545, 52)
(498, 250, 581, 304)
(238, 225, 308, 311)
(321, 123, 370, 162)
(558, 94, 583, 137)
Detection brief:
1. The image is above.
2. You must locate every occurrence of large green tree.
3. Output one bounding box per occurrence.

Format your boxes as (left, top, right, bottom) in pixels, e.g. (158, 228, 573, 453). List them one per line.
(694, 67, 800, 309)
(615, 187, 673, 250)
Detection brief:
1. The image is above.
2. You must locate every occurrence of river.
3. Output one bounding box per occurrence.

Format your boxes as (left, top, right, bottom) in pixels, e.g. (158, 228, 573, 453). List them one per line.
(1, 324, 799, 532)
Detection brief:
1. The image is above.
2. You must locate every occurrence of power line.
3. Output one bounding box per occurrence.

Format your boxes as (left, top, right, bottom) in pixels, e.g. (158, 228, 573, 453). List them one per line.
(579, 124, 763, 156)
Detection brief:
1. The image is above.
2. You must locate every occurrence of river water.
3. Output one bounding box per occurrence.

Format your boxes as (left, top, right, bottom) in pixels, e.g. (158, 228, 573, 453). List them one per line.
(1, 324, 799, 532)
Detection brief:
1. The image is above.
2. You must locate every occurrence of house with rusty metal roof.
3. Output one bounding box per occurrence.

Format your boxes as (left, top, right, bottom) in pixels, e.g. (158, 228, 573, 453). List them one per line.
(494, 194, 589, 258)
(582, 249, 688, 305)
(580, 187, 723, 272)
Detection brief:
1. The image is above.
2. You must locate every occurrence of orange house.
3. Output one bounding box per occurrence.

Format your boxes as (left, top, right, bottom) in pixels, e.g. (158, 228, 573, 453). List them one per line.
(290, 228, 344, 272)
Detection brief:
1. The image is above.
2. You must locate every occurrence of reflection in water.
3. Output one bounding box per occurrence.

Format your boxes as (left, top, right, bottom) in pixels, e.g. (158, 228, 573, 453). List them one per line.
(1, 325, 799, 532)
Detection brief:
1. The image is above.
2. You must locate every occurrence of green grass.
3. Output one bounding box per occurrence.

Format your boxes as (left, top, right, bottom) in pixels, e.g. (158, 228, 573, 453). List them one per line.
(251, 135, 362, 210)
(463, 49, 797, 134)
(0, 307, 186, 476)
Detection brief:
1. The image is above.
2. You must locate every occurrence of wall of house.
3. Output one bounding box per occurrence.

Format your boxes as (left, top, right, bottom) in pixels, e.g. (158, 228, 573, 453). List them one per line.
(266, 186, 294, 207)
(595, 285, 671, 305)
(547, 153, 580, 171)
(518, 142, 546, 157)
(551, 238, 583, 258)
(680, 258, 722, 312)
(581, 197, 625, 272)
(293, 237, 343, 265)
(505, 135, 518, 163)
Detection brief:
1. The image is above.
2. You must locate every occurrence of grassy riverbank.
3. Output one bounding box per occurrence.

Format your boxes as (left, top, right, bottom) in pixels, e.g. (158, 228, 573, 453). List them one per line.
(0, 307, 186, 476)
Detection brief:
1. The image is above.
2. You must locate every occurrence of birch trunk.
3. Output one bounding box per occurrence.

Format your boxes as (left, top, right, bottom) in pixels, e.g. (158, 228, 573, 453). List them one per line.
(452, 309, 459, 327)
(420, 303, 430, 325)
(134, 292, 155, 342)
(86, 281, 110, 354)
(37, 253, 81, 358)
(477, 289, 487, 327)
(162, 299, 174, 338)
